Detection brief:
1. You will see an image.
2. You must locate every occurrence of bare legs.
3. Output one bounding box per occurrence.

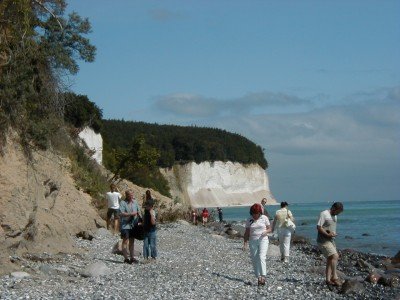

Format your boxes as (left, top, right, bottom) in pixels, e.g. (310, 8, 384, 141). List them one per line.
(107, 216, 120, 234)
(326, 253, 339, 283)
(122, 237, 135, 262)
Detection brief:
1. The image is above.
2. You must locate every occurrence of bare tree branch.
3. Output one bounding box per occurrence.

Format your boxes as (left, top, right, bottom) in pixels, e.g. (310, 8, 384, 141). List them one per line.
(32, 0, 63, 31)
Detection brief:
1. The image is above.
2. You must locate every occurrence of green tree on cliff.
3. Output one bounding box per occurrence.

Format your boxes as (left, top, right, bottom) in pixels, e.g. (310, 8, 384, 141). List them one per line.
(109, 136, 171, 197)
(0, 0, 96, 149)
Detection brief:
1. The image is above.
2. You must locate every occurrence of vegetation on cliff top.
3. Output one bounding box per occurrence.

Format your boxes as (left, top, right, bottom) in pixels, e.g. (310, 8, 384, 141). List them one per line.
(101, 119, 268, 169)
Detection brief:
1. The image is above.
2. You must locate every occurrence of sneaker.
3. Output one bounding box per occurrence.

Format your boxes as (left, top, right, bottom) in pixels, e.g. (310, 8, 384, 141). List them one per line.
(283, 257, 289, 263)
(124, 258, 132, 264)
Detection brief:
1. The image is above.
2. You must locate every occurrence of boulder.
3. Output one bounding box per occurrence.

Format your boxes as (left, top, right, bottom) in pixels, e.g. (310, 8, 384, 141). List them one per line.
(81, 261, 111, 277)
(176, 220, 190, 226)
(378, 274, 400, 288)
(356, 259, 376, 273)
(291, 235, 310, 244)
(11, 271, 30, 279)
(76, 231, 94, 241)
(225, 228, 239, 237)
(211, 234, 224, 239)
(340, 279, 365, 295)
(391, 250, 400, 264)
(366, 272, 381, 284)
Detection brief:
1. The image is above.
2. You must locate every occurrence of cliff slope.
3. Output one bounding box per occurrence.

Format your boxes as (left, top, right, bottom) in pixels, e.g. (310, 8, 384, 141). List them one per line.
(0, 133, 105, 275)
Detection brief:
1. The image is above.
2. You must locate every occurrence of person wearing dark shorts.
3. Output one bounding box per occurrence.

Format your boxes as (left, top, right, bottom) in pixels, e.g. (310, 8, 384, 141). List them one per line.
(105, 184, 121, 234)
(119, 190, 140, 264)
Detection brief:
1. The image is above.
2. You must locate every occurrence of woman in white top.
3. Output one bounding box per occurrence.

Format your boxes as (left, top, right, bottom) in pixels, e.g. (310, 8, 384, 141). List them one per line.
(271, 202, 295, 263)
(243, 203, 272, 286)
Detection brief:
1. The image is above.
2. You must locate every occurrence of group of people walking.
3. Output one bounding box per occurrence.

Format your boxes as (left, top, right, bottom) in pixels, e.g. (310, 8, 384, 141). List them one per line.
(244, 199, 344, 287)
(105, 184, 158, 264)
(190, 207, 223, 224)
(106, 184, 344, 288)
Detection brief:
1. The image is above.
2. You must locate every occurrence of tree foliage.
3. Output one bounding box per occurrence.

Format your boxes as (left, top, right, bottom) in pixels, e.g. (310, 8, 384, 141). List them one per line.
(101, 120, 268, 170)
(108, 136, 171, 197)
(63, 92, 103, 133)
(0, 0, 96, 149)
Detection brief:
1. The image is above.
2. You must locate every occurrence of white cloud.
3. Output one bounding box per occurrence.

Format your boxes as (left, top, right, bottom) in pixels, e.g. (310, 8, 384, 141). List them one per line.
(154, 91, 314, 117)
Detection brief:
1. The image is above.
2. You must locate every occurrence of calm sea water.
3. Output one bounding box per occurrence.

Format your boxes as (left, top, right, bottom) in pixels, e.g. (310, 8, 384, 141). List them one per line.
(218, 200, 400, 257)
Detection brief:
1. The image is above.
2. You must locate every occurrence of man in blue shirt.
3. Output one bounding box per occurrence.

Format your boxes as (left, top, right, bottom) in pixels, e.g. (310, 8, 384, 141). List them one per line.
(119, 190, 140, 264)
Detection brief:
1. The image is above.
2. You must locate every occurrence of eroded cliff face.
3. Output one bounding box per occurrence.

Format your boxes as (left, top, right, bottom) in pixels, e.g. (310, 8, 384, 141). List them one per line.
(0, 133, 105, 275)
(161, 161, 276, 208)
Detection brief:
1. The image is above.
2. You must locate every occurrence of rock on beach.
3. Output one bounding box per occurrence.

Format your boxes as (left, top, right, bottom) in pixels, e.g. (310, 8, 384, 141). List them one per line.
(0, 222, 399, 299)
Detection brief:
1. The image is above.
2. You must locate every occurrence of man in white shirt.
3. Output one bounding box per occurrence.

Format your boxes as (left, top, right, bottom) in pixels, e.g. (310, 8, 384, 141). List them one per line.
(105, 183, 122, 234)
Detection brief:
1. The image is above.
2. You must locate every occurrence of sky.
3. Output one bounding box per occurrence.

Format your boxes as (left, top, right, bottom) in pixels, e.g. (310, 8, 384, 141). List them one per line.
(66, 0, 400, 203)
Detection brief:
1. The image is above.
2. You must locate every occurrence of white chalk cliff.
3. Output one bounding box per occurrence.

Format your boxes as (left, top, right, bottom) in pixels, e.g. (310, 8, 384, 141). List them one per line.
(78, 127, 103, 165)
(78, 129, 276, 208)
(161, 161, 276, 208)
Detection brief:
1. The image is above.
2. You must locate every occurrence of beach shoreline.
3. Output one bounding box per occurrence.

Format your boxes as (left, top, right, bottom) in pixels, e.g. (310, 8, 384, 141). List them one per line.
(0, 221, 398, 299)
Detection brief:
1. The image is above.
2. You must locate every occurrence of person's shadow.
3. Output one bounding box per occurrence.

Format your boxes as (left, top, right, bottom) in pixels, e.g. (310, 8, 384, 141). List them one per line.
(99, 258, 124, 264)
(212, 272, 253, 286)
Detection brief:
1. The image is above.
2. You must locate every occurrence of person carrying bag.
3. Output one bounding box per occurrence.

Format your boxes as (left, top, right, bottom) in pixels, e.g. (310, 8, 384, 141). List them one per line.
(271, 202, 295, 263)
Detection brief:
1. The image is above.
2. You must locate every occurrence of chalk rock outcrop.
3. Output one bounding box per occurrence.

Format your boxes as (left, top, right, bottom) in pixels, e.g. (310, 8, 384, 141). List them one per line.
(161, 161, 276, 208)
(78, 127, 103, 165)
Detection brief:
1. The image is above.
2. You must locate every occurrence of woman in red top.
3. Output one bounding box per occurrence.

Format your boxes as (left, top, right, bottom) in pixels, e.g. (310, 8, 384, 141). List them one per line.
(202, 208, 209, 225)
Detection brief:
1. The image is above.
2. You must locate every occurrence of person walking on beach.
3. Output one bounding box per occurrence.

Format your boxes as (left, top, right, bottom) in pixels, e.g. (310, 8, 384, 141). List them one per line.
(202, 208, 209, 225)
(261, 198, 270, 219)
(105, 183, 121, 234)
(143, 192, 157, 262)
(191, 209, 198, 225)
(217, 207, 223, 222)
(271, 202, 295, 263)
(243, 203, 272, 286)
(317, 202, 344, 286)
(119, 190, 140, 264)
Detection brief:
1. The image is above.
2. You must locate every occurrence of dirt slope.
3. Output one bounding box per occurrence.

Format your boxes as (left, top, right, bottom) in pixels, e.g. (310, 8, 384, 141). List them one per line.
(0, 134, 105, 275)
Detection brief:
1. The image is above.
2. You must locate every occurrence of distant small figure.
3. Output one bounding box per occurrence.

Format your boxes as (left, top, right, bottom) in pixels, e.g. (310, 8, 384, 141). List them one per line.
(217, 207, 223, 222)
(210, 209, 216, 221)
(191, 209, 198, 225)
(143, 191, 157, 262)
(317, 202, 344, 287)
(105, 183, 121, 234)
(187, 208, 192, 222)
(271, 201, 295, 263)
(261, 198, 270, 219)
(202, 208, 209, 226)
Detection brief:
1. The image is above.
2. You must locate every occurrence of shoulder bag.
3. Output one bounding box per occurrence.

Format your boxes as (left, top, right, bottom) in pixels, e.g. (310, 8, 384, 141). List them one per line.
(284, 209, 296, 232)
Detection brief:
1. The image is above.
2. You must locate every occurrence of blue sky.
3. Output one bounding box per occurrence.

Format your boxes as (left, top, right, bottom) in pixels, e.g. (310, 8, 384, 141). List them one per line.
(67, 0, 400, 203)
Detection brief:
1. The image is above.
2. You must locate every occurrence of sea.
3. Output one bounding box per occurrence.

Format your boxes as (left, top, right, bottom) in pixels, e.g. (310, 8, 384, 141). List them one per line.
(218, 199, 400, 257)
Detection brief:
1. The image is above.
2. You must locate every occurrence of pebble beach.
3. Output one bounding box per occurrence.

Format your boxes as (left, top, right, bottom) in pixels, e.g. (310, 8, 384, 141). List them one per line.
(1, 221, 399, 300)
